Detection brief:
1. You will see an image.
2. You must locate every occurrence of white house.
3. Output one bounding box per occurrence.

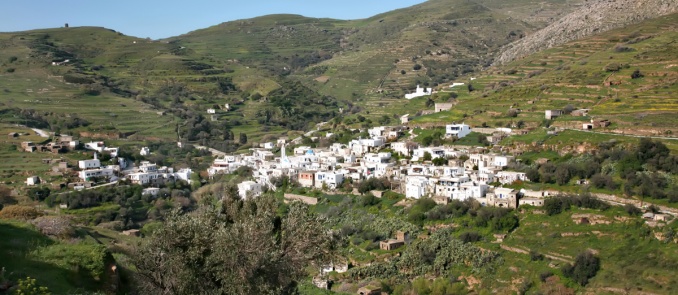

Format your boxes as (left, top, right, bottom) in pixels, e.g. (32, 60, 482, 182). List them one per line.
(79, 167, 115, 181)
(401, 114, 410, 124)
(493, 155, 513, 167)
(207, 108, 216, 114)
(449, 82, 465, 88)
(79, 158, 101, 169)
(142, 188, 160, 196)
(26, 176, 39, 186)
(406, 176, 429, 199)
(238, 181, 262, 199)
(84, 141, 105, 152)
(445, 123, 471, 139)
(103, 147, 119, 157)
(405, 85, 432, 99)
(496, 171, 528, 184)
(314, 172, 344, 189)
(140, 147, 150, 156)
(175, 168, 192, 184)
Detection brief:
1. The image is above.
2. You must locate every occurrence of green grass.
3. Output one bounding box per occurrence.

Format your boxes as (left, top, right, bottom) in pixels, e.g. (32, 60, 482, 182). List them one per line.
(0, 219, 110, 293)
(502, 207, 678, 293)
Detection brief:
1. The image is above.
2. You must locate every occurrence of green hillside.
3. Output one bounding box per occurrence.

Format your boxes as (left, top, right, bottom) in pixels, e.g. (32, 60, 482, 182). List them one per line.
(415, 12, 678, 140)
(0, 0, 676, 150)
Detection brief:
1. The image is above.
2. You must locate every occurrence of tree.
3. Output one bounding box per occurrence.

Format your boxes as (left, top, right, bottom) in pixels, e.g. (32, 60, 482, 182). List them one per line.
(425, 98, 434, 108)
(239, 133, 247, 144)
(421, 136, 434, 147)
(64, 23, 69, 28)
(133, 196, 336, 294)
(423, 152, 432, 161)
(561, 251, 600, 286)
(631, 69, 644, 79)
(413, 64, 422, 71)
(555, 165, 571, 185)
(467, 83, 475, 92)
(432, 157, 447, 166)
(624, 204, 641, 216)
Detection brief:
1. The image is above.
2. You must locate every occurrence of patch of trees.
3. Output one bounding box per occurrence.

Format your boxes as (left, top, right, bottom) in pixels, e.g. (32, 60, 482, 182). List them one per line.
(46, 183, 193, 229)
(63, 73, 94, 84)
(262, 80, 340, 130)
(347, 228, 501, 280)
(357, 177, 391, 194)
(525, 139, 676, 191)
(28, 38, 75, 62)
(182, 60, 213, 71)
(133, 194, 335, 294)
(561, 251, 600, 286)
(288, 50, 333, 69)
(140, 142, 212, 170)
(3, 108, 90, 131)
(543, 194, 610, 216)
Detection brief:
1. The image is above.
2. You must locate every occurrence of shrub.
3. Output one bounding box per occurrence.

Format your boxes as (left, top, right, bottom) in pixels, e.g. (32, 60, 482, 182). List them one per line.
(14, 277, 50, 295)
(604, 63, 622, 72)
(360, 194, 381, 207)
(561, 251, 600, 286)
(539, 271, 553, 282)
(31, 216, 75, 239)
(413, 64, 422, 70)
(613, 45, 635, 53)
(459, 231, 481, 243)
(631, 69, 644, 79)
(530, 250, 544, 261)
(0, 205, 42, 220)
(624, 204, 641, 216)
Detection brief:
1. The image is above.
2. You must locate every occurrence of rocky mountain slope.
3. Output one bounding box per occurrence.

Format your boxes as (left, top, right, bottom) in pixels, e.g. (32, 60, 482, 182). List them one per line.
(495, 0, 678, 65)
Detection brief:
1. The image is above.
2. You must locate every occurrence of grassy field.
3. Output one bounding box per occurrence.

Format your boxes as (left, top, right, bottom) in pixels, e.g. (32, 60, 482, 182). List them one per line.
(499, 206, 678, 294)
(0, 219, 112, 293)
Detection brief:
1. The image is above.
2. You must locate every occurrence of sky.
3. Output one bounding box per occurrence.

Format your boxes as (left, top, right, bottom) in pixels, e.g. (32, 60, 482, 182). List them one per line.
(1, 0, 427, 39)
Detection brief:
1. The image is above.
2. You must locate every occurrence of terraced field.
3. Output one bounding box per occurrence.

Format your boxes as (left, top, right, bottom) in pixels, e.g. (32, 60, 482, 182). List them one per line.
(413, 13, 678, 137)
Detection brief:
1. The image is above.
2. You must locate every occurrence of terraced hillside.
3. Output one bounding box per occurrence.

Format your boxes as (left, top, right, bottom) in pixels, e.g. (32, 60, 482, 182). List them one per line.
(416, 13, 678, 139)
(175, 0, 587, 100)
(495, 0, 678, 64)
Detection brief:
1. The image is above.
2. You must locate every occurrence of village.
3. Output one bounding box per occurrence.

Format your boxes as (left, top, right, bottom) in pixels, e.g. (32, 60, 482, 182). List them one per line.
(207, 122, 548, 209)
(17, 133, 193, 193)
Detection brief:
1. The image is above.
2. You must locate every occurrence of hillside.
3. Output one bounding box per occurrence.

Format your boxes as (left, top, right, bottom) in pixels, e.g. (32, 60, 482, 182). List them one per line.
(168, 0, 588, 100)
(415, 12, 678, 141)
(494, 0, 678, 65)
(1, 0, 676, 150)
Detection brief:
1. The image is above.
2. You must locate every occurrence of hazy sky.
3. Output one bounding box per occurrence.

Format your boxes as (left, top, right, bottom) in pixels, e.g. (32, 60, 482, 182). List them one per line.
(1, 0, 427, 39)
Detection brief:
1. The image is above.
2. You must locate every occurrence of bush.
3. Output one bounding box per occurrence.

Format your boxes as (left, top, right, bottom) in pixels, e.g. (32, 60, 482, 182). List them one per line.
(0, 205, 42, 220)
(31, 216, 75, 239)
(14, 277, 50, 295)
(561, 251, 600, 286)
(360, 194, 381, 207)
(539, 271, 553, 282)
(613, 45, 635, 53)
(459, 231, 481, 243)
(604, 63, 622, 72)
(413, 64, 422, 70)
(624, 204, 641, 216)
(530, 250, 544, 261)
(631, 69, 644, 79)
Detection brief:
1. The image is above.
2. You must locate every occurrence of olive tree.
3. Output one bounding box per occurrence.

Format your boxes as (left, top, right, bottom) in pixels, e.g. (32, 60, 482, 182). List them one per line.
(133, 194, 337, 294)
